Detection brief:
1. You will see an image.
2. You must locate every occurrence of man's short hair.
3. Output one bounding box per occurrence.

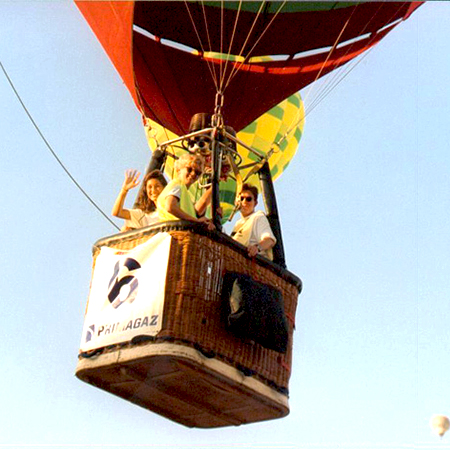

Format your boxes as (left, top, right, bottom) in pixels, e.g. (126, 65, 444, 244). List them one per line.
(175, 153, 205, 172)
(241, 183, 258, 202)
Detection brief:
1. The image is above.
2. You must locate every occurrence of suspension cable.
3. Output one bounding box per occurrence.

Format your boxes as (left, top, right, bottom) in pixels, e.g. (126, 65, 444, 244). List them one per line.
(219, 0, 266, 92)
(300, 2, 405, 121)
(304, 46, 376, 119)
(219, 0, 243, 93)
(200, 1, 219, 86)
(224, 1, 287, 92)
(184, 1, 404, 162)
(0, 61, 120, 231)
(303, 2, 385, 118)
(275, 3, 361, 150)
(302, 7, 356, 111)
(184, 1, 219, 91)
(219, 0, 224, 87)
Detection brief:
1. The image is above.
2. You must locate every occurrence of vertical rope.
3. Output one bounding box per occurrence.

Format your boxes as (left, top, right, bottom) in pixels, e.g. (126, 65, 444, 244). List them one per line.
(183, 1, 219, 91)
(219, 0, 243, 93)
(219, 0, 224, 87)
(224, 1, 288, 92)
(220, 0, 267, 91)
(200, 1, 219, 85)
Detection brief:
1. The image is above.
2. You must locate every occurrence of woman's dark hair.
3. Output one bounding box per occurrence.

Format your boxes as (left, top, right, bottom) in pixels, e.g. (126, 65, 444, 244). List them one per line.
(135, 170, 167, 213)
(240, 183, 258, 202)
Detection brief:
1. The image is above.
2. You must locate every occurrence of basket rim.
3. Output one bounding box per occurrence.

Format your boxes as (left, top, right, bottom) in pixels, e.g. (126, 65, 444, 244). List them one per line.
(94, 221, 302, 290)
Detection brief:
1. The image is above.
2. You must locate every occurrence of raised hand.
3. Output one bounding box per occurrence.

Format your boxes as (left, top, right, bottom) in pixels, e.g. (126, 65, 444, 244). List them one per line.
(122, 169, 141, 192)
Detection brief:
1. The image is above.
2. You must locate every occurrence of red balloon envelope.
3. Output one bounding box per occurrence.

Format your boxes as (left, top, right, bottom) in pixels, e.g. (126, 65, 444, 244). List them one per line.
(75, 1, 422, 134)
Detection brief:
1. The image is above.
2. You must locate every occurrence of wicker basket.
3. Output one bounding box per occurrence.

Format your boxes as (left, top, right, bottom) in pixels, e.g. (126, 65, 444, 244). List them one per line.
(76, 222, 301, 428)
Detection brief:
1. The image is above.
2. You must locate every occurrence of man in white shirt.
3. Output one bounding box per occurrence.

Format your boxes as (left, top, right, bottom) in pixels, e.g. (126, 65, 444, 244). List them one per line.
(231, 183, 276, 260)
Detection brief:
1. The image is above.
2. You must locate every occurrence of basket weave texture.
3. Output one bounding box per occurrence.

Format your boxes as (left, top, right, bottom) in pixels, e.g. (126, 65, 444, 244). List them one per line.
(91, 227, 299, 393)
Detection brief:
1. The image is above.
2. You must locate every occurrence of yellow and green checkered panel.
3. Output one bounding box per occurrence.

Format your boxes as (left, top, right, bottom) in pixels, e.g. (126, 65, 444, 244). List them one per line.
(237, 92, 304, 186)
(143, 92, 304, 222)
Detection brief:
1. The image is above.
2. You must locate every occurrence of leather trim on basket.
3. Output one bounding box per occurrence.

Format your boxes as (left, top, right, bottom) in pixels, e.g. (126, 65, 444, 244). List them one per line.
(93, 221, 302, 291)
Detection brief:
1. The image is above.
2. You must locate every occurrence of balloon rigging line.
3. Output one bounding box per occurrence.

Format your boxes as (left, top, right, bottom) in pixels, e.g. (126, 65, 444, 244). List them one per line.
(304, 51, 369, 118)
(220, 0, 267, 93)
(301, 6, 356, 114)
(144, 117, 172, 158)
(302, 2, 384, 117)
(300, 48, 370, 125)
(279, 0, 384, 144)
(303, 1, 405, 118)
(185, 0, 267, 104)
(133, 37, 187, 138)
(255, 0, 353, 150)
(184, 1, 219, 91)
(218, 0, 228, 91)
(304, 50, 363, 114)
(0, 61, 120, 231)
(219, 0, 243, 94)
(274, 4, 357, 150)
(304, 46, 375, 120)
(200, 1, 219, 87)
(145, 2, 405, 177)
(132, 48, 180, 145)
(303, 1, 404, 119)
(219, 0, 224, 87)
(224, 1, 287, 92)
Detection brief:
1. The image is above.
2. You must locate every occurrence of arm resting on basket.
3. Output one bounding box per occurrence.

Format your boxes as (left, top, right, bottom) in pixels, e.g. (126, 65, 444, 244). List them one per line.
(248, 236, 275, 258)
(165, 195, 214, 229)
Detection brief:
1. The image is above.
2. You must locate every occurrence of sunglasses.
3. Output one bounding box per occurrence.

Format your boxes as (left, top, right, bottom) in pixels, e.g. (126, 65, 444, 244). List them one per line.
(240, 196, 254, 202)
(186, 166, 203, 177)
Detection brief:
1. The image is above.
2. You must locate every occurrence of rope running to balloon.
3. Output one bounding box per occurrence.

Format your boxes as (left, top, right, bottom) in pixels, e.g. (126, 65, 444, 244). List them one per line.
(183, 1, 409, 156)
(282, 2, 408, 145)
(0, 60, 120, 231)
(301, 2, 401, 118)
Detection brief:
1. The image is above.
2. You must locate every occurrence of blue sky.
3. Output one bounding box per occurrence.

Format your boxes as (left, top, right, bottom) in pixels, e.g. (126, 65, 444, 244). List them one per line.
(1, 2, 450, 449)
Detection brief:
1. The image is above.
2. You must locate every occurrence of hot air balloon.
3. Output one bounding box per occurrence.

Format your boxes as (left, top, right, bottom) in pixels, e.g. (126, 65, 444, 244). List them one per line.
(74, 1, 423, 428)
(431, 415, 450, 437)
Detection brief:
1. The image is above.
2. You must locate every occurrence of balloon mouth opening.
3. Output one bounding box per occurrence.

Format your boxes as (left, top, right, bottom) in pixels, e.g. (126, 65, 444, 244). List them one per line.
(133, 24, 402, 66)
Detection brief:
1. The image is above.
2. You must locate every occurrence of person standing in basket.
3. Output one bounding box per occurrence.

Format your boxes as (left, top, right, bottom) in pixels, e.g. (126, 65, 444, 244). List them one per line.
(231, 183, 276, 260)
(112, 169, 167, 231)
(157, 153, 215, 230)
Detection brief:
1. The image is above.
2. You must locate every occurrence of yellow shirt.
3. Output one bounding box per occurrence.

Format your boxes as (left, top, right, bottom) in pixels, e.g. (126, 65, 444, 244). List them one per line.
(157, 179, 196, 221)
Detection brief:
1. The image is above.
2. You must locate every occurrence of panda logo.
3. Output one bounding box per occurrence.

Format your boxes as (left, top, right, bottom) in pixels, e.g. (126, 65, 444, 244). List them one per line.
(107, 258, 141, 309)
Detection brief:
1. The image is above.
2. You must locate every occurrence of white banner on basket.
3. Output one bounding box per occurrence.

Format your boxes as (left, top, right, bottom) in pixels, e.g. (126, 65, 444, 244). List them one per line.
(80, 232, 171, 352)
